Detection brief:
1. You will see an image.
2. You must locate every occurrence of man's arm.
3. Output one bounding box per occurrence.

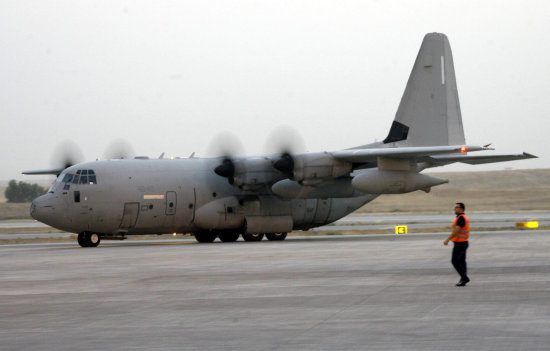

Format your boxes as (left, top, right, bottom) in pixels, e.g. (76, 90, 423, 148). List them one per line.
(444, 226, 460, 246)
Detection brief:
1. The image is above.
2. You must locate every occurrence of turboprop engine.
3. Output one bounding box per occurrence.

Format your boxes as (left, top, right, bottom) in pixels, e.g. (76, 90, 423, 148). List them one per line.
(214, 157, 285, 190)
(274, 152, 352, 184)
(351, 169, 448, 194)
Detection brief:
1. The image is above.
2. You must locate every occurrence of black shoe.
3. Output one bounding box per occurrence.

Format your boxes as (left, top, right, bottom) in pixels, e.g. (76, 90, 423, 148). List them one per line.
(456, 277, 470, 287)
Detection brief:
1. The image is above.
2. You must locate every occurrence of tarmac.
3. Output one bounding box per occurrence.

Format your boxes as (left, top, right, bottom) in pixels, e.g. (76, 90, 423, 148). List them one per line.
(1, 230, 550, 350)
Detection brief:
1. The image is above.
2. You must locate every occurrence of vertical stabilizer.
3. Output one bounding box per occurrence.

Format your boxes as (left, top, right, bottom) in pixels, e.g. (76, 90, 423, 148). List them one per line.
(385, 33, 465, 146)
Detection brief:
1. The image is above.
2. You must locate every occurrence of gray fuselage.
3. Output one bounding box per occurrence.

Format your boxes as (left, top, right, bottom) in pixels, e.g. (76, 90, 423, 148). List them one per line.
(31, 158, 376, 236)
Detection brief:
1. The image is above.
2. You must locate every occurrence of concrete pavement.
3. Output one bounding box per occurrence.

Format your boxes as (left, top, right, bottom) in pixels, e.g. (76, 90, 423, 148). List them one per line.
(1, 230, 549, 350)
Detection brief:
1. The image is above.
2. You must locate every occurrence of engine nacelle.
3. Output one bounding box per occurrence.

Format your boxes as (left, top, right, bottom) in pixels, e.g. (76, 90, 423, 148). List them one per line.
(351, 170, 448, 194)
(232, 157, 284, 189)
(290, 152, 352, 184)
(215, 157, 285, 190)
(272, 178, 364, 199)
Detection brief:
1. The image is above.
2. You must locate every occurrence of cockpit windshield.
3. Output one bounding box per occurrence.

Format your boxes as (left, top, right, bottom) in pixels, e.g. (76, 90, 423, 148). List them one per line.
(48, 173, 65, 193)
(48, 169, 99, 193)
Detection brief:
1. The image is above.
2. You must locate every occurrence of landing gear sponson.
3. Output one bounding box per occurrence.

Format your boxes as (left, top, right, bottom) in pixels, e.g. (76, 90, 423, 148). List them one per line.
(76, 231, 288, 246)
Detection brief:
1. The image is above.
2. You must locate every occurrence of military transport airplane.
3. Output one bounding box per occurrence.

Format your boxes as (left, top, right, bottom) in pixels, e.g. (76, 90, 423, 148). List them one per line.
(24, 33, 535, 247)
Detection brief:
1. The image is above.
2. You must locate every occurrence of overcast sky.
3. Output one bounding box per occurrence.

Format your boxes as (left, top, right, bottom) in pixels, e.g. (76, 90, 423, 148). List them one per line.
(1, 0, 548, 181)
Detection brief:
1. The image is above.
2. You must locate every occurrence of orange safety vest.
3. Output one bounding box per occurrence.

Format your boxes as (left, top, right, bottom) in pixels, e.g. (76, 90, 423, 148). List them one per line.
(451, 213, 470, 242)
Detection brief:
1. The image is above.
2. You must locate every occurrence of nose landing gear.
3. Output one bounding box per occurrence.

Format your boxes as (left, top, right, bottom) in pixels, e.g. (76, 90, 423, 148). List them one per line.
(78, 232, 101, 247)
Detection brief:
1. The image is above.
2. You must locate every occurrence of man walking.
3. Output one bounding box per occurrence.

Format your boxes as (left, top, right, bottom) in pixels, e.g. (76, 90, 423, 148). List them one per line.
(444, 202, 470, 286)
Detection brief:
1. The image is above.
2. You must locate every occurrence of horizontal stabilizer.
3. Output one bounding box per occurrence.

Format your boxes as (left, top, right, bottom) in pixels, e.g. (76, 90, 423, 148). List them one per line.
(332, 145, 489, 163)
(429, 152, 537, 166)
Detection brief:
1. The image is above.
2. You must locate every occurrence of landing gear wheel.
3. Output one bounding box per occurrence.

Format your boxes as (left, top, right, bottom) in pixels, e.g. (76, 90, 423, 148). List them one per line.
(194, 232, 217, 243)
(78, 232, 101, 247)
(266, 232, 287, 241)
(77, 232, 87, 247)
(218, 231, 240, 242)
(242, 233, 264, 242)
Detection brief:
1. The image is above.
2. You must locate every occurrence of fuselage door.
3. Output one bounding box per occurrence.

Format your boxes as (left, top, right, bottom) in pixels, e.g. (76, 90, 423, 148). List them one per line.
(120, 202, 140, 229)
(165, 191, 177, 215)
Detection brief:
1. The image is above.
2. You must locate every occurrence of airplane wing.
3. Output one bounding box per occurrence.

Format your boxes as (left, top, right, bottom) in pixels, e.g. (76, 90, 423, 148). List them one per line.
(427, 152, 537, 166)
(331, 145, 490, 163)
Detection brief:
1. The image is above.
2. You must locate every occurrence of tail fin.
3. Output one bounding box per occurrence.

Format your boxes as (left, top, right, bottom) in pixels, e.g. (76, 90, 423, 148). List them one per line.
(384, 33, 465, 147)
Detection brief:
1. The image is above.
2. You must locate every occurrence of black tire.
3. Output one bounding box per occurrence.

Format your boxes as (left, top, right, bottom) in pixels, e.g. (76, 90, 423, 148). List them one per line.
(266, 232, 287, 241)
(79, 232, 101, 247)
(194, 232, 217, 243)
(218, 231, 240, 242)
(77, 232, 87, 247)
(242, 233, 264, 242)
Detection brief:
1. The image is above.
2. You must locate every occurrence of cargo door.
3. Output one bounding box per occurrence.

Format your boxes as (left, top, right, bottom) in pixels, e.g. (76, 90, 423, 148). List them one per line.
(120, 202, 140, 229)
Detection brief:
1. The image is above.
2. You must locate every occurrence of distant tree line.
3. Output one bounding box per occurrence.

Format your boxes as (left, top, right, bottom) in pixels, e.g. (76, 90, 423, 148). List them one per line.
(5, 180, 47, 203)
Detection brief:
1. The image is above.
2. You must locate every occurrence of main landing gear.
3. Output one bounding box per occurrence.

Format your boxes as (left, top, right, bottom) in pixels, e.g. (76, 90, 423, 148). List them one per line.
(194, 232, 217, 243)
(78, 232, 101, 247)
(242, 233, 264, 242)
(266, 232, 287, 241)
(193, 232, 287, 243)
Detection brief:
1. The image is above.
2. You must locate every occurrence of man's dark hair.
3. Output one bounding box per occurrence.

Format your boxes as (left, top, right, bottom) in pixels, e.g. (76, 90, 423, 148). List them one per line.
(456, 202, 465, 211)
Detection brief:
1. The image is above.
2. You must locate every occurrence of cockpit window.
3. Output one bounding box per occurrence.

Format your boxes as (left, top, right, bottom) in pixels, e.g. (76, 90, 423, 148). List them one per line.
(48, 174, 64, 193)
(62, 174, 73, 183)
(72, 175, 80, 184)
(88, 170, 96, 184)
(70, 170, 98, 185)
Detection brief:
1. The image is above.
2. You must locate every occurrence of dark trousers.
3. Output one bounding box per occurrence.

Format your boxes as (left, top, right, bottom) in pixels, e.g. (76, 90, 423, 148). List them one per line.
(451, 241, 469, 281)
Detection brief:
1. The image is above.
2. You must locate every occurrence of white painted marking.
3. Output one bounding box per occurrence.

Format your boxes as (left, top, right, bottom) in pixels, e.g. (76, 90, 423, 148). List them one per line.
(441, 56, 445, 85)
(144, 195, 165, 200)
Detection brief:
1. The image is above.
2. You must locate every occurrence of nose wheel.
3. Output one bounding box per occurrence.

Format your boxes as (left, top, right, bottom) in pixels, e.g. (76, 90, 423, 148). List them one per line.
(78, 232, 101, 247)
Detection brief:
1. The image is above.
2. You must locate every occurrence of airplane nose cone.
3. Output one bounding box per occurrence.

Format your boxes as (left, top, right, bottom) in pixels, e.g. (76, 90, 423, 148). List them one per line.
(30, 194, 61, 225)
(30, 200, 37, 220)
